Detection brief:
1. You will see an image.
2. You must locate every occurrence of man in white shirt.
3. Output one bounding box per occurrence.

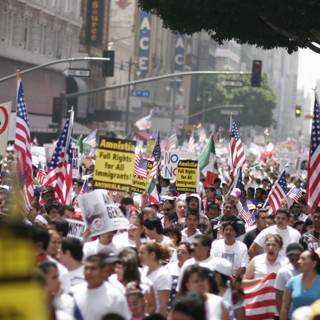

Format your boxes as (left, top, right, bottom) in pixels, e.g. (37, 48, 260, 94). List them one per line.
(70, 255, 131, 320)
(59, 237, 85, 287)
(248, 208, 301, 258)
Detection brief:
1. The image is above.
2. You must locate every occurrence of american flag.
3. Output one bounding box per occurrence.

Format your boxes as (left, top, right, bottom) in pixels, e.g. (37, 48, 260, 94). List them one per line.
(14, 79, 34, 209)
(229, 120, 245, 178)
(306, 94, 320, 209)
(234, 168, 255, 226)
(134, 152, 148, 177)
(161, 130, 177, 152)
(188, 130, 196, 154)
(44, 110, 74, 205)
(287, 187, 303, 202)
(36, 166, 47, 186)
(244, 272, 277, 319)
(264, 170, 288, 214)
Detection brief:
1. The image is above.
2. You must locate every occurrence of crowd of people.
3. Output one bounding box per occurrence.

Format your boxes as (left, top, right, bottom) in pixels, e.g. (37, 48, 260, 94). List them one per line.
(4, 153, 320, 320)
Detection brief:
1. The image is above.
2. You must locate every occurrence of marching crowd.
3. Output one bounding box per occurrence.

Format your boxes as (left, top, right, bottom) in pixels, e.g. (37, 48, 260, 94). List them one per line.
(4, 158, 320, 320)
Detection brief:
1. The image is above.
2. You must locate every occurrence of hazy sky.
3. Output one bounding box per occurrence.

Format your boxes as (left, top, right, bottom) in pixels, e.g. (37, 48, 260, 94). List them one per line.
(298, 48, 320, 93)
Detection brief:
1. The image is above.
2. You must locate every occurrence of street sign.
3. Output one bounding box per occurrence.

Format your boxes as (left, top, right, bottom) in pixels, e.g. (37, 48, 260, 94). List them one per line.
(220, 109, 240, 115)
(131, 89, 150, 98)
(222, 80, 244, 87)
(64, 68, 91, 77)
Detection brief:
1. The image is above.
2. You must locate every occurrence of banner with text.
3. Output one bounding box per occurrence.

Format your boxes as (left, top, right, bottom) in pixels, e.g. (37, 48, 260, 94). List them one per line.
(93, 137, 136, 192)
(66, 219, 86, 240)
(78, 189, 129, 237)
(0, 101, 11, 158)
(176, 160, 198, 193)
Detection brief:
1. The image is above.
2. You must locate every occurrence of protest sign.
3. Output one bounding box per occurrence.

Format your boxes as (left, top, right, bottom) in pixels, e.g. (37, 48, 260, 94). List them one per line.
(176, 160, 198, 193)
(31, 146, 46, 168)
(130, 160, 153, 193)
(66, 219, 86, 239)
(93, 137, 136, 192)
(0, 101, 11, 158)
(146, 139, 155, 155)
(71, 145, 80, 178)
(78, 189, 129, 237)
(162, 150, 196, 179)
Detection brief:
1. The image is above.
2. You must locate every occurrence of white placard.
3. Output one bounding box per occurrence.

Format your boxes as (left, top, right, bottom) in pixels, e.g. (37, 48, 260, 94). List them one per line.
(78, 189, 129, 237)
(72, 145, 80, 178)
(66, 218, 86, 239)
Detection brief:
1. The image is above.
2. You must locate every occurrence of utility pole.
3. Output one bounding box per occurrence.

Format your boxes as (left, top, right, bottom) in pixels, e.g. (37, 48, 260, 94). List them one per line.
(125, 57, 133, 136)
(170, 79, 177, 130)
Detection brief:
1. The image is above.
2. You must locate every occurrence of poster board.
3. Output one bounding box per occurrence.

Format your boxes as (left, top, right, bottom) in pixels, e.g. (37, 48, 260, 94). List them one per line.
(176, 160, 198, 193)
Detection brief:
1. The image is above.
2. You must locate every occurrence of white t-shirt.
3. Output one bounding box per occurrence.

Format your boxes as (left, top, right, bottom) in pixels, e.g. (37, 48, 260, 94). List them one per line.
(144, 266, 172, 313)
(181, 228, 202, 244)
(48, 256, 71, 293)
(206, 293, 224, 320)
(113, 232, 136, 250)
(254, 225, 301, 256)
(83, 239, 119, 260)
(70, 282, 131, 320)
(53, 293, 75, 319)
(68, 265, 85, 287)
(210, 239, 248, 275)
(222, 286, 244, 320)
(274, 263, 299, 291)
(252, 253, 287, 278)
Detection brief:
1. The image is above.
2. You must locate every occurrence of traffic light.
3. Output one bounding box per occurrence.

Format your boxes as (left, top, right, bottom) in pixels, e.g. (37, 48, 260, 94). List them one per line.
(102, 50, 115, 77)
(52, 97, 62, 124)
(295, 105, 302, 117)
(251, 60, 262, 87)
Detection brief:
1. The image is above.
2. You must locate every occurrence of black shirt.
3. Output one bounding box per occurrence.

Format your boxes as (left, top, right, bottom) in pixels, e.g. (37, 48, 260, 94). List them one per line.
(243, 227, 261, 249)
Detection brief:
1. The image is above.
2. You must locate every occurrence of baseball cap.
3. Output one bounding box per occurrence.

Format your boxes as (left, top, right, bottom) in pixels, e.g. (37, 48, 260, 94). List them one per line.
(41, 185, 55, 194)
(286, 243, 303, 256)
(230, 188, 241, 198)
(97, 248, 120, 264)
(213, 258, 232, 277)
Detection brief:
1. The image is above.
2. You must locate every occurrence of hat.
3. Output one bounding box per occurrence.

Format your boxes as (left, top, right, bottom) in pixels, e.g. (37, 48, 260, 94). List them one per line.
(213, 258, 232, 277)
(97, 248, 119, 264)
(41, 185, 55, 194)
(286, 243, 303, 256)
(230, 188, 241, 199)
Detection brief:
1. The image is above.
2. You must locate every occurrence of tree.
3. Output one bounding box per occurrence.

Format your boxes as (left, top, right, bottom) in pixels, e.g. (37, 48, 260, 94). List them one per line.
(138, 0, 320, 53)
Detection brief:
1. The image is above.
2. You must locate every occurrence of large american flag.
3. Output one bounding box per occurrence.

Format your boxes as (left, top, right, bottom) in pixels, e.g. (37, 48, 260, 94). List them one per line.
(134, 152, 148, 177)
(14, 79, 34, 209)
(44, 110, 74, 205)
(264, 170, 288, 214)
(306, 94, 320, 209)
(161, 130, 177, 152)
(229, 120, 245, 178)
(244, 272, 277, 319)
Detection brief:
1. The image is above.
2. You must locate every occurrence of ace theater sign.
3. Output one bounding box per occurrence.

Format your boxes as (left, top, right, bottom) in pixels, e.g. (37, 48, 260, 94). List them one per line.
(85, 0, 105, 45)
(138, 11, 151, 78)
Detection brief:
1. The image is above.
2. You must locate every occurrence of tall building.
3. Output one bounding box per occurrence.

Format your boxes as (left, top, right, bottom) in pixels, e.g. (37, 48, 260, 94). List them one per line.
(0, 0, 88, 140)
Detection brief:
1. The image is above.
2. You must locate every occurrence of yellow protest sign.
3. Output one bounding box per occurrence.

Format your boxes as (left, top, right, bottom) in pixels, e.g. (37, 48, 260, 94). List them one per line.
(131, 160, 153, 193)
(176, 160, 198, 193)
(0, 281, 50, 320)
(146, 139, 155, 155)
(93, 137, 136, 192)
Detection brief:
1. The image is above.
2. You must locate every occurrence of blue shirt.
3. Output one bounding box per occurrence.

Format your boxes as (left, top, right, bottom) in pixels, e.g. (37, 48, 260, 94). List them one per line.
(286, 274, 320, 318)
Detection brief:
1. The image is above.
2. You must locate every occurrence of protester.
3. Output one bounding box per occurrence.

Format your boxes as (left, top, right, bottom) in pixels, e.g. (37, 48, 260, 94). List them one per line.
(179, 265, 228, 320)
(300, 208, 320, 250)
(70, 254, 131, 320)
(181, 210, 202, 243)
(280, 250, 320, 319)
(143, 217, 173, 247)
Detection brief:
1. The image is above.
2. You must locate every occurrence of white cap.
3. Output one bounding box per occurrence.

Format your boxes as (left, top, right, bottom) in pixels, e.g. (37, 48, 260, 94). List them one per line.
(213, 258, 233, 277)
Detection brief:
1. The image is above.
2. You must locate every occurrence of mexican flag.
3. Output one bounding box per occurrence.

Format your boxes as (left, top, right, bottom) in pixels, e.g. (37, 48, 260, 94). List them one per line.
(147, 178, 160, 205)
(199, 136, 219, 187)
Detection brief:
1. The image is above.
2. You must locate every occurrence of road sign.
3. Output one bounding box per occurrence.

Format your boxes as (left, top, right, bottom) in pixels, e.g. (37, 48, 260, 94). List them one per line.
(131, 89, 150, 98)
(220, 109, 240, 115)
(64, 68, 91, 77)
(222, 80, 244, 87)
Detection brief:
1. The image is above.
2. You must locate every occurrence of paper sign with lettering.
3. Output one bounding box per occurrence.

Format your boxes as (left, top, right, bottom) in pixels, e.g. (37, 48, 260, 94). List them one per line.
(176, 160, 198, 193)
(78, 189, 129, 237)
(72, 145, 80, 178)
(66, 219, 85, 239)
(93, 137, 136, 192)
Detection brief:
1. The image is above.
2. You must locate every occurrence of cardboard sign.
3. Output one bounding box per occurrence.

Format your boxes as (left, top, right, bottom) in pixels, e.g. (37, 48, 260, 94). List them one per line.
(78, 189, 129, 237)
(0, 101, 11, 158)
(66, 219, 86, 239)
(162, 150, 196, 179)
(130, 160, 153, 193)
(93, 137, 136, 192)
(176, 160, 198, 193)
(146, 139, 155, 155)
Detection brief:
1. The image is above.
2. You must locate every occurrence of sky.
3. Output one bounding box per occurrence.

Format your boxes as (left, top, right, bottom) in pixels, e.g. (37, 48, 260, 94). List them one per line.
(298, 48, 320, 93)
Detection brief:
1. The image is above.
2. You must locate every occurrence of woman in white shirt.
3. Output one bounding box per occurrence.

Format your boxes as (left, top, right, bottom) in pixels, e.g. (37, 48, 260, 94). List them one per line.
(243, 234, 286, 286)
(139, 241, 172, 318)
(179, 264, 228, 320)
